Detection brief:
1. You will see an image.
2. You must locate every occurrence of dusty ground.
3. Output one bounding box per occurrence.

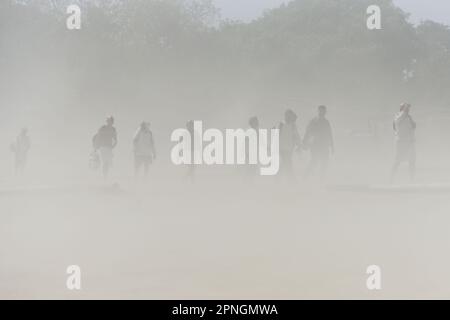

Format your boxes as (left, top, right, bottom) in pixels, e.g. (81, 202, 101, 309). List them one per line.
(1, 122, 450, 299)
(1, 163, 450, 299)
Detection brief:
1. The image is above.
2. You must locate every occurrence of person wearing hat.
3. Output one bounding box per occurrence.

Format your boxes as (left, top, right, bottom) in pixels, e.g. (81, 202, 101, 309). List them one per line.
(93, 116, 118, 178)
(133, 121, 156, 178)
(303, 105, 334, 180)
(391, 103, 416, 183)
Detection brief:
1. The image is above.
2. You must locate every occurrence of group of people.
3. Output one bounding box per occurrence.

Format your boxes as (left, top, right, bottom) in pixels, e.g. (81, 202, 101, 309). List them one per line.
(91, 117, 157, 178)
(9, 103, 417, 184)
(274, 103, 416, 184)
(276, 105, 335, 182)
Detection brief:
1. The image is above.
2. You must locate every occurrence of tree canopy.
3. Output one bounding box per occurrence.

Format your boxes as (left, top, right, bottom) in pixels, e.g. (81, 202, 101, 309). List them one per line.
(1, 0, 450, 114)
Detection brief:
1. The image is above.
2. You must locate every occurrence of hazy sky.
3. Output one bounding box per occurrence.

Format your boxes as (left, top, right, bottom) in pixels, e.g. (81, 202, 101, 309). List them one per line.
(214, 0, 450, 25)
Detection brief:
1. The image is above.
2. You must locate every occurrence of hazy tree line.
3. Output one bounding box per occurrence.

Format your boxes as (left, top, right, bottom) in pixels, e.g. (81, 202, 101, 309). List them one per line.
(1, 0, 450, 121)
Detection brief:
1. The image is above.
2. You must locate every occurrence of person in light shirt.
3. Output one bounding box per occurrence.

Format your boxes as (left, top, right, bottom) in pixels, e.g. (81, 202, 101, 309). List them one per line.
(391, 103, 417, 183)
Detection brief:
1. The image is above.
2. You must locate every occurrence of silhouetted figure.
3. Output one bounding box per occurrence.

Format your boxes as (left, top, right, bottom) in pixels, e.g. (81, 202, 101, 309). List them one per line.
(304, 105, 334, 179)
(245, 116, 260, 180)
(279, 109, 301, 181)
(133, 122, 156, 178)
(10, 128, 30, 175)
(249, 116, 259, 131)
(93, 116, 117, 178)
(391, 103, 416, 183)
(186, 120, 197, 183)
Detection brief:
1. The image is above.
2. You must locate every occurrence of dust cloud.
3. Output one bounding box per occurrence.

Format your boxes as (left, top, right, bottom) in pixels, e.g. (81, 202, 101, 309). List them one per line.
(1, 0, 450, 299)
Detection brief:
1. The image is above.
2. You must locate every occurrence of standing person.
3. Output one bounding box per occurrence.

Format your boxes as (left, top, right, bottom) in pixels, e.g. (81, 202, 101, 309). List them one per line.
(93, 116, 118, 179)
(185, 120, 197, 183)
(391, 103, 416, 183)
(278, 109, 302, 182)
(245, 116, 260, 180)
(133, 122, 156, 178)
(303, 105, 335, 180)
(10, 128, 31, 175)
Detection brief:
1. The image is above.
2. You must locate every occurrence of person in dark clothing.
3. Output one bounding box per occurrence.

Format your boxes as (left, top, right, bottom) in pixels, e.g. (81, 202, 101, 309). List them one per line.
(303, 105, 334, 179)
(93, 116, 118, 178)
(133, 122, 156, 177)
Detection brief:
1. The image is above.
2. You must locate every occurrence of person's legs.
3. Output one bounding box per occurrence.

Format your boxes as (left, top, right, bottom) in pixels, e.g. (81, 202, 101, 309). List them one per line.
(390, 159, 401, 184)
(285, 156, 293, 178)
(286, 154, 297, 183)
(103, 158, 112, 178)
(305, 151, 319, 179)
(143, 158, 151, 177)
(319, 153, 329, 182)
(15, 154, 26, 175)
(279, 153, 286, 178)
(134, 156, 142, 177)
(280, 151, 295, 182)
(100, 147, 113, 179)
(390, 142, 404, 184)
(102, 163, 109, 178)
(408, 146, 416, 181)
